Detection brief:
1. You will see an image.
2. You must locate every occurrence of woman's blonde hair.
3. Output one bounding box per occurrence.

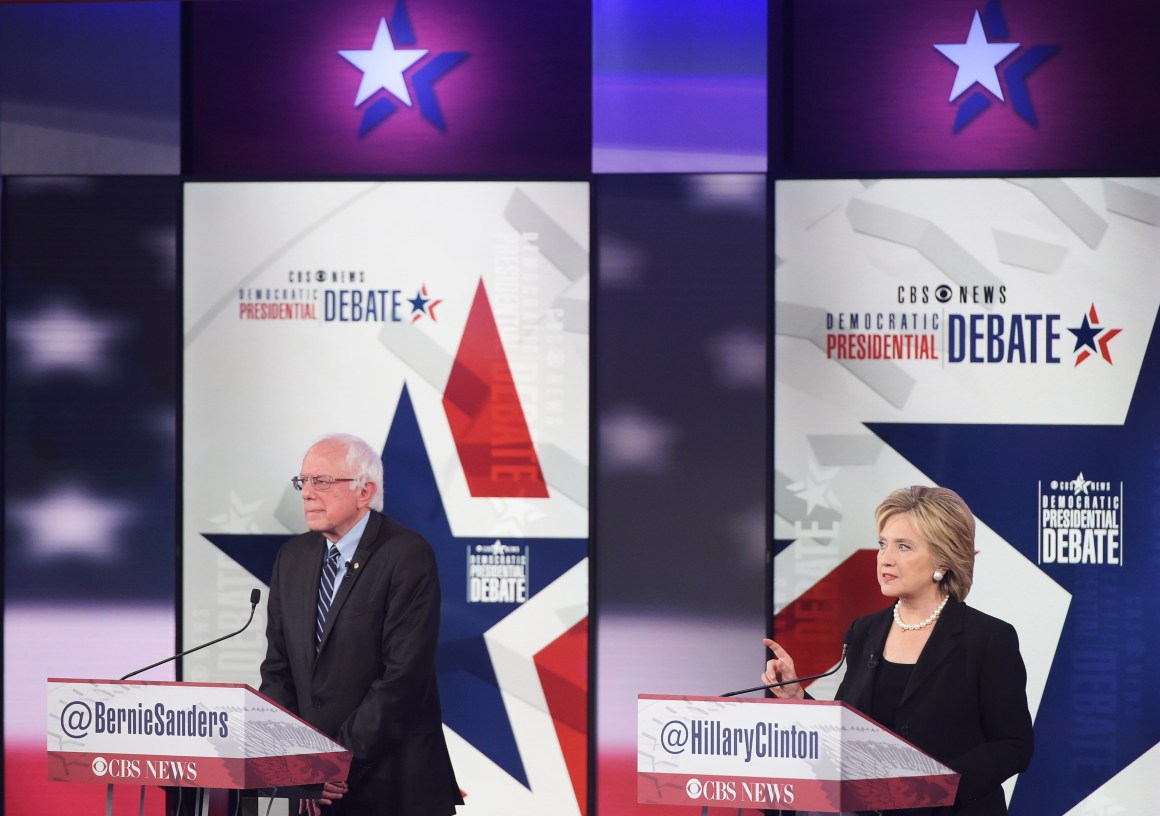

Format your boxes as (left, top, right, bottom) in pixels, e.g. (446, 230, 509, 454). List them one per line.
(875, 485, 976, 601)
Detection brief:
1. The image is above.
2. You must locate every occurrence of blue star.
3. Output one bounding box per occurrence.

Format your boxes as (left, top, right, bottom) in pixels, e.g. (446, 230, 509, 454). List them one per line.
(202, 534, 290, 587)
(408, 290, 430, 315)
(207, 386, 587, 789)
(1004, 44, 1059, 127)
(1068, 312, 1100, 353)
(381, 386, 587, 788)
(865, 323, 1160, 815)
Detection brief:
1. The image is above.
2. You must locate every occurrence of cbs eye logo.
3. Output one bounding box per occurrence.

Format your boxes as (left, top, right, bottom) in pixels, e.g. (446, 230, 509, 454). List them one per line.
(685, 778, 737, 801)
(935, 285, 953, 303)
(91, 757, 141, 778)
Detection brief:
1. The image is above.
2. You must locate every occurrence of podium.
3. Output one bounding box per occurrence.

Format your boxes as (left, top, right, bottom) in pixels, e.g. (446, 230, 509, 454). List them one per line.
(638, 694, 959, 813)
(47, 678, 352, 815)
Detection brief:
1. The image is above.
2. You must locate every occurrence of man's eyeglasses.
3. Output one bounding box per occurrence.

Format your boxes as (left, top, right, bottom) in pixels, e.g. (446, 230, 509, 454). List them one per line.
(291, 476, 356, 491)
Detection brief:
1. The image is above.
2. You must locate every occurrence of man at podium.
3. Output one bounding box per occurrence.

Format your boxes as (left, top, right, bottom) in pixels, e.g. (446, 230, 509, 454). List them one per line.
(762, 486, 1033, 815)
(261, 433, 462, 815)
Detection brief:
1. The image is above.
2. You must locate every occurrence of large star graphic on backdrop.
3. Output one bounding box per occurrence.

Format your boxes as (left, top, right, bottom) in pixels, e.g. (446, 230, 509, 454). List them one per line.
(934, 10, 1020, 102)
(339, 17, 428, 107)
(338, 0, 468, 136)
(8, 303, 127, 379)
(10, 485, 136, 560)
(934, 0, 1059, 133)
(204, 385, 587, 789)
(864, 319, 1160, 815)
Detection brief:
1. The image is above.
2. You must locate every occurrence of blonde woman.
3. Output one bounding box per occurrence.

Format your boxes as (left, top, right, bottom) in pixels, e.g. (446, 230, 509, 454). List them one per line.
(763, 486, 1033, 815)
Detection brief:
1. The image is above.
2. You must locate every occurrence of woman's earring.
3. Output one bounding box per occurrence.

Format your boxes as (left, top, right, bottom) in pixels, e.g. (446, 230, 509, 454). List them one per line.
(932, 569, 945, 582)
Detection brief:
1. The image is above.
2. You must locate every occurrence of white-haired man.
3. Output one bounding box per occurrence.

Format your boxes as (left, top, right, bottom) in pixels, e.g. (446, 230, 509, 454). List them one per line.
(261, 434, 461, 815)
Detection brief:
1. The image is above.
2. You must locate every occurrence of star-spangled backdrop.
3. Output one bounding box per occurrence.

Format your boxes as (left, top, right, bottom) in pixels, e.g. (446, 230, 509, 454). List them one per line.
(4, 0, 1160, 814)
(774, 177, 1160, 816)
(181, 180, 589, 816)
(865, 328, 1158, 815)
(206, 385, 589, 800)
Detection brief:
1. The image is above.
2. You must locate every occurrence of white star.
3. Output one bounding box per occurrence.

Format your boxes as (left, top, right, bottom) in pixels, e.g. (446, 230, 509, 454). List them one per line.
(8, 303, 126, 378)
(10, 485, 136, 560)
(786, 459, 842, 516)
(208, 491, 265, 533)
(707, 327, 765, 389)
(600, 407, 679, 474)
(339, 18, 428, 107)
(486, 540, 514, 556)
(486, 498, 549, 536)
(934, 11, 1020, 102)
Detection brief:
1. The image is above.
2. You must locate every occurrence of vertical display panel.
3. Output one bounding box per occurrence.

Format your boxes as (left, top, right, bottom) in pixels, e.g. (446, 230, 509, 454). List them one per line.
(183, 181, 589, 815)
(592, 0, 768, 173)
(774, 178, 1160, 815)
(594, 174, 768, 815)
(0, 2, 180, 174)
(4, 176, 179, 815)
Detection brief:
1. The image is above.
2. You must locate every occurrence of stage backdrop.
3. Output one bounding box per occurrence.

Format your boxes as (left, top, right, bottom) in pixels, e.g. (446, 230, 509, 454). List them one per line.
(773, 178, 1160, 815)
(183, 181, 589, 815)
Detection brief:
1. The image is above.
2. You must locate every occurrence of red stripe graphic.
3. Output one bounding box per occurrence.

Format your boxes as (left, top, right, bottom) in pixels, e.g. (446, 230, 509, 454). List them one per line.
(773, 549, 886, 683)
(639, 771, 957, 810)
(535, 616, 588, 815)
(48, 751, 348, 789)
(443, 279, 549, 498)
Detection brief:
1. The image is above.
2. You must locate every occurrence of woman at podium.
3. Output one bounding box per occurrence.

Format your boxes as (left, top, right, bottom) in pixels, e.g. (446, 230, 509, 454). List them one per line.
(761, 486, 1034, 815)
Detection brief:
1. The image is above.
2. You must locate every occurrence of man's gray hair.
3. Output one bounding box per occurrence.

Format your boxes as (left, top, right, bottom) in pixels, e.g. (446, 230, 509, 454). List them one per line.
(317, 433, 384, 511)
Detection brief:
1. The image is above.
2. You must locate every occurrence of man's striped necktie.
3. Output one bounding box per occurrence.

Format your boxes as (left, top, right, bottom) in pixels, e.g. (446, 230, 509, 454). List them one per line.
(316, 545, 340, 651)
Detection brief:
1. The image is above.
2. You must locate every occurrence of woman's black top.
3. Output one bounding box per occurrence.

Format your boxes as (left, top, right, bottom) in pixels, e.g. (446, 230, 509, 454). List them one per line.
(869, 657, 915, 730)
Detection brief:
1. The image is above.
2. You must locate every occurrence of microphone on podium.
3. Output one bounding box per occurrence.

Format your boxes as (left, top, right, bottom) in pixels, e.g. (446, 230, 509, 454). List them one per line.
(720, 643, 848, 698)
(120, 589, 262, 681)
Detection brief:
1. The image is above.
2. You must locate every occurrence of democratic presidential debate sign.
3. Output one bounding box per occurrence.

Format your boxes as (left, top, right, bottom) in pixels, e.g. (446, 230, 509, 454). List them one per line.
(183, 181, 589, 816)
(47, 680, 350, 789)
(773, 178, 1160, 815)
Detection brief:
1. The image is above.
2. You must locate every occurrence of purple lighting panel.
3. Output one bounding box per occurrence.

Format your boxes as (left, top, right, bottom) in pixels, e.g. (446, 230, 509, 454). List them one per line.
(185, 0, 590, 176)
(784, 0, 1160, 174)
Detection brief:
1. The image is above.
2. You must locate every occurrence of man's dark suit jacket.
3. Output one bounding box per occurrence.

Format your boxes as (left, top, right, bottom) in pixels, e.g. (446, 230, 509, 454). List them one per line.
(260, 510, 462, 815)
(834, 597, 1034, 816)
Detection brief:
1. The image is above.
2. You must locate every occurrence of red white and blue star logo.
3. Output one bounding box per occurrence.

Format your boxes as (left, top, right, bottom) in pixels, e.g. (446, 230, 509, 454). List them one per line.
(408, 284, 442, 323)
(934, 0, 1058, 133)
(1067, 304, 1121, 366)
(339, 1, 469, 136)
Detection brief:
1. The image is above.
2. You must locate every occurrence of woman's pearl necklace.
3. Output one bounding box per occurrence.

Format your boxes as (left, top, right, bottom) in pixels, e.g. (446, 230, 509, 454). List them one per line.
(893, 594, 950, 631)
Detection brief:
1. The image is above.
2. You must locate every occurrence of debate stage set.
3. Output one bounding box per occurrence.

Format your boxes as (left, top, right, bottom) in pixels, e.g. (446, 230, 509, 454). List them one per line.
(3, 1, 1159, 815)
